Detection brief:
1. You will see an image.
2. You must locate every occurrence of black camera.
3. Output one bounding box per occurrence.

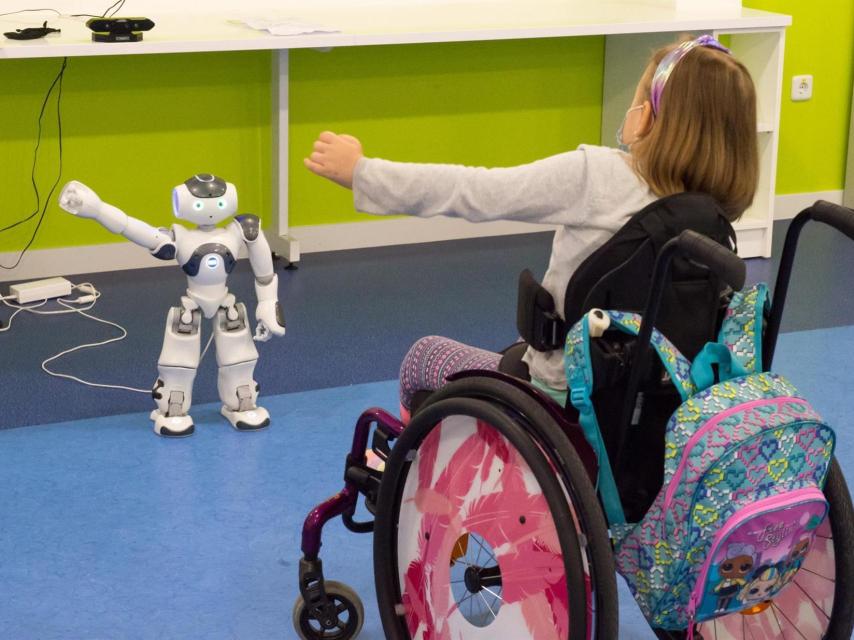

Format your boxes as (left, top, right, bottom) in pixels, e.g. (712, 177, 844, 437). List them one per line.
(86, 17, 155, 42)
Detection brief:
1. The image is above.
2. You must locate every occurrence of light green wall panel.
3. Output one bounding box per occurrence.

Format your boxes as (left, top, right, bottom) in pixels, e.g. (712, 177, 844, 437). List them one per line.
(288, 37, 605, 226)
(0, 52, 272, 253)
(0, 37, 603, 253)
(746, 0, 854, 194)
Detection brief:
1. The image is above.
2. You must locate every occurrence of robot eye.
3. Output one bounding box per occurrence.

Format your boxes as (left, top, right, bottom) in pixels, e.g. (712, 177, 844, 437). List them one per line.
(193, 201, 204, 211)
(217, 199, 227, 209)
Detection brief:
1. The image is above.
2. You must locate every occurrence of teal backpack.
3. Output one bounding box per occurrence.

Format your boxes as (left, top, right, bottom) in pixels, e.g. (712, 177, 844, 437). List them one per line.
(565, 284, 836, 632)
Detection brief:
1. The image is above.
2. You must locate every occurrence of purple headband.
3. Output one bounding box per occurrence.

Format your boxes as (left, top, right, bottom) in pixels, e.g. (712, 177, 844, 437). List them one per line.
(650, 35, 731, 115)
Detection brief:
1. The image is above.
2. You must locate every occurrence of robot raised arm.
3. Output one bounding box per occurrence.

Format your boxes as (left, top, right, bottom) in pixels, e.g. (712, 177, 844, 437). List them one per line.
(58, 180, 176, 260)
(232, 214, 285, 342)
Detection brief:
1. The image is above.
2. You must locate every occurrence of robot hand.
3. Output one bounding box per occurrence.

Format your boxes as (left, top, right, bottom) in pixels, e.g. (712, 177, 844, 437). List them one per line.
(58, 181, 103, 219)
(253, 300, 286, 342)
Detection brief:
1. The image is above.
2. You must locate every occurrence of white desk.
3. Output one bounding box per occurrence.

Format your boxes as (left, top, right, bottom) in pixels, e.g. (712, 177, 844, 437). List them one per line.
(1, 2, 790, 264)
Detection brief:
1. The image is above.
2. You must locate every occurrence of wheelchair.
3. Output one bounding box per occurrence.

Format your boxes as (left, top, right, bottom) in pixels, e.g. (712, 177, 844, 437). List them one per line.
(292, 195, 854, 640)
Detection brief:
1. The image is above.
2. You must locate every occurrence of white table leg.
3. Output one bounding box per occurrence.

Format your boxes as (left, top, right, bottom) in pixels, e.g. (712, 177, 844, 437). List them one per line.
(266, 48, 301, 266)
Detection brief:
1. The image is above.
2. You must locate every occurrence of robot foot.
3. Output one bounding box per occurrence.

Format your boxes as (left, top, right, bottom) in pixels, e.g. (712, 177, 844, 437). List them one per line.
(220, 405, 270, 431)
(150, 410, 195, 437)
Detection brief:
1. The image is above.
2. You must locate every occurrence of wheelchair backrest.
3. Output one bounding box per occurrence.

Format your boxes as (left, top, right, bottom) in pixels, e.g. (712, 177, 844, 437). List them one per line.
(564, 191, 736, 360)
(517, 192, 739, 522)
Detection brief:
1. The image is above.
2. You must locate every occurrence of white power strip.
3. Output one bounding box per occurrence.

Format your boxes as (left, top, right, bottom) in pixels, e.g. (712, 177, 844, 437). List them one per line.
(9, 277, 73, 303)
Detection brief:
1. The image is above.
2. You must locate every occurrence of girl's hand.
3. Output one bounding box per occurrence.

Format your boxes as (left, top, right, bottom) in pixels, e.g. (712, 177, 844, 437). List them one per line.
(304, 131, 364, 189)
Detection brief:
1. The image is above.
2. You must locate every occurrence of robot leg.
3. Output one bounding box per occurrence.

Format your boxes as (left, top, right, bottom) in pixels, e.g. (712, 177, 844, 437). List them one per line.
(214, 301, 270, 430)
(150, 304, 201, 437)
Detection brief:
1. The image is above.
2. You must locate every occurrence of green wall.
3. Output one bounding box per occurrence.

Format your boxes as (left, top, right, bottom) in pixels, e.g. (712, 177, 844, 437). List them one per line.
(1, 1, 851, 253)
(289, 37, 604, 226)
(0, 52, 272, 252)
(746, 0, 854, 194)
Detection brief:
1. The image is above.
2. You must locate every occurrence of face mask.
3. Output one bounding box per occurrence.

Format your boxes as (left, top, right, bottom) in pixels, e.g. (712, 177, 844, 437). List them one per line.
(616, 105, 644, 152)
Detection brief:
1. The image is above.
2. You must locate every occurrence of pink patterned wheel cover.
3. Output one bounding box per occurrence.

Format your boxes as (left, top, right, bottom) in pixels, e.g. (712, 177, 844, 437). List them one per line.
(695, 514, 835, 639)
(396, 414, 571, 639)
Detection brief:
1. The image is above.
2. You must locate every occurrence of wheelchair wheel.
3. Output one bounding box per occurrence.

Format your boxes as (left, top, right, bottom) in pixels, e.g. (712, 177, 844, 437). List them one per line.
(656, 457, 854, 640)
(417, 375, 619, 638)
(373, 393, 601, 639)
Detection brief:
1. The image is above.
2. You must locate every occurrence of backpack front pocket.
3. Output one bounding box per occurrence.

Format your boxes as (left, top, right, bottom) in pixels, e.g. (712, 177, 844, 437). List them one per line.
(688, 487, 828, 623)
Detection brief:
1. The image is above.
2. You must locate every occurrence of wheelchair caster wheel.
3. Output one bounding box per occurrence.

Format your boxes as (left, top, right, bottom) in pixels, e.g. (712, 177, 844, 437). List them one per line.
(292, 580, 364, 640)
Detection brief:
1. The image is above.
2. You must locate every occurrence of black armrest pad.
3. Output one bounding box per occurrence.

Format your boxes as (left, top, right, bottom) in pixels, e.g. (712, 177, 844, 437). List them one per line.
(517, 269, 566, 351)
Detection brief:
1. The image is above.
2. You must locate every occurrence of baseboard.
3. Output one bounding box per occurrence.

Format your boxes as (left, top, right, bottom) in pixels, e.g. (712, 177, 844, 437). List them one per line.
(0, 217, 553, 283)
(774, 190, 844, 220)
(0, 243, 163, 284)
(289, 216, 556, 253)
(0, 192, 841, 283)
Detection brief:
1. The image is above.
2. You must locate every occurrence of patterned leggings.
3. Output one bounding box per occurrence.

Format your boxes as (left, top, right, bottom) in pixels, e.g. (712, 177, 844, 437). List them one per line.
(398, 335, 501, 421)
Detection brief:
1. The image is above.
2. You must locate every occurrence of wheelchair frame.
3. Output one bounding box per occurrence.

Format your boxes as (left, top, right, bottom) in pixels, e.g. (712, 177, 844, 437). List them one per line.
(294, 202, 854, 640)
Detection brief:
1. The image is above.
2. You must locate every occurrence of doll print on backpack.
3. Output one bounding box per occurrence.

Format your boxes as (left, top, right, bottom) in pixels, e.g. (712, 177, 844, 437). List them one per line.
(711, 544, 755, 613)
(699, 501, 827, 619)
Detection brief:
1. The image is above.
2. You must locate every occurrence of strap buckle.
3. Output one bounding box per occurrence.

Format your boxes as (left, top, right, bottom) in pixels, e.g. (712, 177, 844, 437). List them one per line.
(569, 386, 591, 413)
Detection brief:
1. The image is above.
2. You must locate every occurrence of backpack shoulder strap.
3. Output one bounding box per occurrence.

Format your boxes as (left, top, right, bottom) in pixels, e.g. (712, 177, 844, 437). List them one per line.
(605, 310, 696, 399)
(565, 309, 695, 526)
(718, 283, 769, 374)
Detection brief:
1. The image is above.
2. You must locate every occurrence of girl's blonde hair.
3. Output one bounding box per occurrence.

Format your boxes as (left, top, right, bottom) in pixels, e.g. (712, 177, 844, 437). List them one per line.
(631, 42, 759, 221)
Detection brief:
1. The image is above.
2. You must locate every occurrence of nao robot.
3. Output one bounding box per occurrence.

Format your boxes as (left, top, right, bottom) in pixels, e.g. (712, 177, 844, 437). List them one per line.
(58, 174, 286, 437)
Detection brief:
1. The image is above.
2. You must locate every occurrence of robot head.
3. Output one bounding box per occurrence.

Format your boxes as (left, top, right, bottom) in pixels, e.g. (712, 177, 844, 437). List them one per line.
(172, 174, 238, 225)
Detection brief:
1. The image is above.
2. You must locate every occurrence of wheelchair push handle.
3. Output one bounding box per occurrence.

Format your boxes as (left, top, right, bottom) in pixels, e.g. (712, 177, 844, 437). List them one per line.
(636, 230, 745, 342)
(808, 200, 854, 241)
(675, 229, 746, 292)
(614, 230, 744, 483)
(764, 200, 854, 370)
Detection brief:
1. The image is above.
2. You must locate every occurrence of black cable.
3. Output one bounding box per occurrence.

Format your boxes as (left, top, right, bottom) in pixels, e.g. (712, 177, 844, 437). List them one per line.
(0, 56, 65, 235)
(109, 2, 126, 18)
(0, 7, 117, 20)
(102, 0, 126, 18)
(0, 57, 67, 270)
(0, 8, 61, 18)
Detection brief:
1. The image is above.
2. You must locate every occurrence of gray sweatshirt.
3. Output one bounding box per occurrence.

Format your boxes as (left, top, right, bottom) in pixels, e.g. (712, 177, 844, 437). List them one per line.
(353, 143, 657, 390)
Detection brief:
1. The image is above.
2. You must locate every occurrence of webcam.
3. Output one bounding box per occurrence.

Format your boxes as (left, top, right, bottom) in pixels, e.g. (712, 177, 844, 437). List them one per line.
(86, 17, 155, 42)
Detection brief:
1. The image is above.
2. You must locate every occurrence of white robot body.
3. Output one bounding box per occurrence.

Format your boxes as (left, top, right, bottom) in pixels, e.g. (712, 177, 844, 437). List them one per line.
(58, 174, 286, 437)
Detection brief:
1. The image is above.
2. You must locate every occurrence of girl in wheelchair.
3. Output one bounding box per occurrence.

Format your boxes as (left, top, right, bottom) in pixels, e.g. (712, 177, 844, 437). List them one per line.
(296, 35, 853, 640)
(305, 35, 757, 411)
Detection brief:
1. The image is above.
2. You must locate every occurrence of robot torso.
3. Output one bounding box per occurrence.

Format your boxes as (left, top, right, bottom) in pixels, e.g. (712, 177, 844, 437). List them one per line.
(173, 222, 244, 317)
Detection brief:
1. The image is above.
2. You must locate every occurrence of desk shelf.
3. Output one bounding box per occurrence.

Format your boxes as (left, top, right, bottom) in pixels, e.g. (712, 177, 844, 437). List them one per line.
(0, 4, 790, 60)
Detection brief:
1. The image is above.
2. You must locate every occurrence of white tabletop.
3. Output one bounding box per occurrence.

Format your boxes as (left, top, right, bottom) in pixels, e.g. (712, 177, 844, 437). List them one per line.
(0, 1, 791, 59)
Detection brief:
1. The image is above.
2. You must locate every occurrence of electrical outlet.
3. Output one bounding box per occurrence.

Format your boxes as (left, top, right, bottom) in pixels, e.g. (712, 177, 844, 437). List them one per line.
(792, 75, 813, 101)
(10, 277, 72, 303)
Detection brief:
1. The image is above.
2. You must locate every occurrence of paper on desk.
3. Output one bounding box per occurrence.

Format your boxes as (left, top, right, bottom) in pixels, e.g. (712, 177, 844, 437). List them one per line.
(240, 18, 340, 36)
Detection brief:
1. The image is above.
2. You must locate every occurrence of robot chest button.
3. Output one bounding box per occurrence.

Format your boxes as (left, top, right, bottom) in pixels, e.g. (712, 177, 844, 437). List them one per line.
(182, 243, 236, 277)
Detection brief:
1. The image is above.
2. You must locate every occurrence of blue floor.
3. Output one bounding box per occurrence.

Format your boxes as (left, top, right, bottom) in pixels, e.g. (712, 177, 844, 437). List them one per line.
(3, 219, 854, 637)
(1, 325, 852, 639)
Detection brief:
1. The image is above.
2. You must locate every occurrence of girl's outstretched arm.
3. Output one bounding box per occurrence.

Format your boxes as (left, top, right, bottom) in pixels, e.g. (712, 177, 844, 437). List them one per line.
(305, 131, 623, 228)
